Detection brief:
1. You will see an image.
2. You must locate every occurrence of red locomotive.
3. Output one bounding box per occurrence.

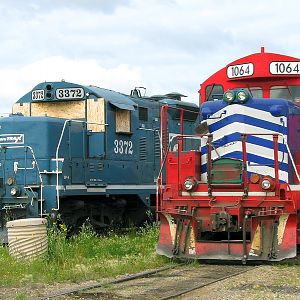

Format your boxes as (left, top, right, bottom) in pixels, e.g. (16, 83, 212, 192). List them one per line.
(157, 49, 300, 262)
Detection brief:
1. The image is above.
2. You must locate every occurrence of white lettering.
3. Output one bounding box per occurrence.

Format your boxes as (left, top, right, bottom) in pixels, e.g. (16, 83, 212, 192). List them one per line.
(113, 139, 133, 155)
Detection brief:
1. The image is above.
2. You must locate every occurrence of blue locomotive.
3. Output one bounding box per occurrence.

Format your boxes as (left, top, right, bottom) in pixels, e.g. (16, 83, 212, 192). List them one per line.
(0, 81, 198, 241)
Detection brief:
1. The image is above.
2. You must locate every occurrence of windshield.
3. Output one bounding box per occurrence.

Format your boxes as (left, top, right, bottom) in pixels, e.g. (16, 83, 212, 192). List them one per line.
(270, 85, 300, 102)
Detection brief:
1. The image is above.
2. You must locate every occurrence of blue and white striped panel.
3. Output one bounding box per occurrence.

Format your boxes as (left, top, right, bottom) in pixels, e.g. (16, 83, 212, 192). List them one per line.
(200, 104, 288, 183)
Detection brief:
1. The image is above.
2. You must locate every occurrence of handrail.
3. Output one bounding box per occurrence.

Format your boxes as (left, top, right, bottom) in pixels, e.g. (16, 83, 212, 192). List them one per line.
(54, 119, 108, 212)
(157, 133, 211, 182)
(156, 133, 211, 212)
(279, 133, 300, 183)
(241, 133, 300, 184)
(160, 105, 199, 156)
(157, 131, 300, 213)
(158, 105, 199, 215)
(0, 145, 44, 217)
(241, 133, 280, 195)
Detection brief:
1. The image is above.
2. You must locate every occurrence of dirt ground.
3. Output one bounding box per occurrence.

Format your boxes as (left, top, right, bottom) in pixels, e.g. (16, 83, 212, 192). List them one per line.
(181, 265, 300, 300)
(0, 265, 299, 300)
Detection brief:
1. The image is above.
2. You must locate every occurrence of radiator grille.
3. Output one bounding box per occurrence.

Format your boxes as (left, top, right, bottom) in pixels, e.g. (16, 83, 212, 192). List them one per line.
(89, 163, 95, 172)
(139, 137, 147, 160)
(154, 134, 160, 157)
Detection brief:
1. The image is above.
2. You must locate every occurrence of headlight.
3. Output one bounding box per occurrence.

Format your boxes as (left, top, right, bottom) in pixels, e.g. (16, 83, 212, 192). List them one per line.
(236, 90, 249, 103)
(183, 177, 197, 191)
(223, 90, 235, 103)
(261, 179, 271, 190)
(261, 177, 275, 191)
(10, 186, 20, 196)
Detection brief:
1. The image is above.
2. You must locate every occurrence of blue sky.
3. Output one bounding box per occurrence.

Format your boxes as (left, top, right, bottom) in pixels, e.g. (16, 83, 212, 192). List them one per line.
(0, 0, 300, 111)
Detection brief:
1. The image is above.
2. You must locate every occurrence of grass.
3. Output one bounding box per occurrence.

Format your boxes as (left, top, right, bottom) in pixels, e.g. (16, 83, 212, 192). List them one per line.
(2, 220, 298, 289)
(0, 222, 171, 287)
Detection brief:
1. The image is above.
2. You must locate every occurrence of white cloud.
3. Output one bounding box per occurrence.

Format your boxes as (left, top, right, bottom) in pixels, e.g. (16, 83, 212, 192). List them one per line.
(0, 0, 300, 110)
(0, 57, 142, 112)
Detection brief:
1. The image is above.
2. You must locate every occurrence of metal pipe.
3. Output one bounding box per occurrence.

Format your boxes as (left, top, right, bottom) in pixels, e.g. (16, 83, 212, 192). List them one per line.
(180, 108, 184, 151)
(24, 147, 27, 186)
(68, 121, 71, 160)
(156, 133, 211, 182)
(273, 135, 279, 185)
(241, 134, 248, 185)
(177, 135, 181, 192)
(207, 135, 213, 196)
(158, 106, 168, 214)
(279, 133, 300, 183)
(242, 214, 249, 264)
(156, 130, 162, 221)
(240, 133, 300, 183)
(55, 120, 69, 212)
(227, 230, 231, 255)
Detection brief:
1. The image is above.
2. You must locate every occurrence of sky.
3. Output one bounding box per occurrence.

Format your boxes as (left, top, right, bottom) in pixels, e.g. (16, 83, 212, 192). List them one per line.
(0, 0, 300, 112)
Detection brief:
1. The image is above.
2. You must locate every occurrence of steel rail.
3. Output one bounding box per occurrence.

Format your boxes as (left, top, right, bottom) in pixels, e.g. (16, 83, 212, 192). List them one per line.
(36, 264, 259, 300)
(36, 264, 178, 300)
(159, 265, 260, 300)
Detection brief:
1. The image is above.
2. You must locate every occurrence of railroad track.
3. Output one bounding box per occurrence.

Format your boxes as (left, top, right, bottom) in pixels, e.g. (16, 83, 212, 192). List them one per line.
(37, 263, 259, 300)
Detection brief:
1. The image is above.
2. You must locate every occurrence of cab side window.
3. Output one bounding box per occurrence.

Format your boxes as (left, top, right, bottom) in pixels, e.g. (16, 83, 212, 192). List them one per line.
(138, 107, 148, 122)
(205, 84, 224, 101)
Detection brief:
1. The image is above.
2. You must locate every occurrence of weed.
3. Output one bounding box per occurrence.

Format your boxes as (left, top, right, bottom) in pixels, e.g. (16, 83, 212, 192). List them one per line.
(0, 222, 171, 287)
(15, 293, 28, 300)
